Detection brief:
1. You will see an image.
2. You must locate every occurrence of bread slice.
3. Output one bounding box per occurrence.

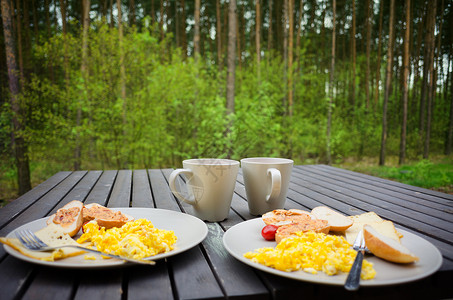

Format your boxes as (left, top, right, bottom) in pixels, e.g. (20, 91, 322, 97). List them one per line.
(82, 203, 133, 229)
(275, 219, 330, 243)
(345, 212, 401, 245)
(0, 223, 85, 261)
(46, 200, 84, 237)
(363, 225, 419, 263)
(311, 206, 353, 231)
(262, 209, 315, 226)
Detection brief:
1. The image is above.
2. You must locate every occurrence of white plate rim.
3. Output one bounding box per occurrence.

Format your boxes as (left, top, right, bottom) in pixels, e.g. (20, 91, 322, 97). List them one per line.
(4, 208, 208, 269)
(222, 218, 443, 286)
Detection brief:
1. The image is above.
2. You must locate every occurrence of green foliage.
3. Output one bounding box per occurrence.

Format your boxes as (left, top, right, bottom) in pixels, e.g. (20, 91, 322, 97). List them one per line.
(363, 158, 453, 190)
(0, 20, 451, 200)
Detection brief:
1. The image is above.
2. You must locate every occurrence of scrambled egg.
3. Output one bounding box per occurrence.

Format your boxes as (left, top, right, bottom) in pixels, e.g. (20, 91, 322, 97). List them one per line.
(244, 231, 376, 280)
(77, 219, 177, 259)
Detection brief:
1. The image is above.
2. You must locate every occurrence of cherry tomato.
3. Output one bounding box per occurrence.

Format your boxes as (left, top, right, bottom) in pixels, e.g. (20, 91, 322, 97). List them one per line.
(261, 224, 278, 241)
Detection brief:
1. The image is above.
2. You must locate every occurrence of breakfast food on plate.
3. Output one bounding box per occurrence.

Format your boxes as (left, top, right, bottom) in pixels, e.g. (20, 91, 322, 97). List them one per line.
(82, 203, 134, 229)
(363, 225, 419, 263)
(345, 212, 401, 245)
(249, 206, 421, 280)
(0, 223, 85, 261)
(311, 206, 353, 231)
(262, 209, 315, 226)
(46, 200, 84, 237)
(275, 219, 330, 243)
(77, 218, 177, 260)
(244, 231, 376, 279)
(0, 200, 178, 263)
(261, 224, 278, 241)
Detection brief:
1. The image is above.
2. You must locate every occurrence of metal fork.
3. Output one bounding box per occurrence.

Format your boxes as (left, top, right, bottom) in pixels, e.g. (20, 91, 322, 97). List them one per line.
(15, 229, 155, 265)
(344, 230, 367, 291)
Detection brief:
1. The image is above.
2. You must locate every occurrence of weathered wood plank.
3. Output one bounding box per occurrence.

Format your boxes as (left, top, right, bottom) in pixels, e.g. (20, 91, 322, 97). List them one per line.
(84, 170, 117, 205)
(0, 171, 71, 230)
(0, 256, 34, 300)
(21, 267, 76, 300)
(289, 170, 453, 241)
(131, 169, 154, 207)
(0, 171, 87, 259)
(48, 171, 102, 215)
(202, 223, 269, 299)
(154, 168, 226, 299)
(127, 262, 174, 300)
(108, 170, 132, 207)
(304, 165, 453, 202)
(73, 269, 123, 300)
(296, 165, 453, 218)
(168, 247, 225, 300)
(148, 169, 181, 211)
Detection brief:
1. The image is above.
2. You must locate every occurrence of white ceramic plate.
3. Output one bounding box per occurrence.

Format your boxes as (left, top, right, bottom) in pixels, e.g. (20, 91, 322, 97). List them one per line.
(4, 208, 208, 268)
(223, 218, 443, 286)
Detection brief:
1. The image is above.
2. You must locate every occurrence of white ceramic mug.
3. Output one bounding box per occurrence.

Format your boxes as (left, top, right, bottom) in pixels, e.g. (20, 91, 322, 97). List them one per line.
(169, 158, 239, 222)
(241, 157, 294, 215)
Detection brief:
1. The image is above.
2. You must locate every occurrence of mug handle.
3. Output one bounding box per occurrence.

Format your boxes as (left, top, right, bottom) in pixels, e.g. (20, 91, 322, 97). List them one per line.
(266, 168, 281, 202)
(168, 168, 197, 205)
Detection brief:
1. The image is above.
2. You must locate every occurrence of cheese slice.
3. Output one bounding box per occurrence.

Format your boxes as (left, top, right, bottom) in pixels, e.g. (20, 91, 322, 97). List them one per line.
(0, 223, 85, 261)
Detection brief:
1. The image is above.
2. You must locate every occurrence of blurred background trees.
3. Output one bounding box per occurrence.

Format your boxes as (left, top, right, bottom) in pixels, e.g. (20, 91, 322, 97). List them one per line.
(0, 0, 452, 196)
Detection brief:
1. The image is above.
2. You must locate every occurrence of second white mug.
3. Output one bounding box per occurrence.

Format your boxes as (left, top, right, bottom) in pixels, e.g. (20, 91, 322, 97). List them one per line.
(241, 157, 293, 215)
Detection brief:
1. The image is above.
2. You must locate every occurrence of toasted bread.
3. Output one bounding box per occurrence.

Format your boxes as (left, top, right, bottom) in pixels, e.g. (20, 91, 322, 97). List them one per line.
(275, 219, 330, 243)
(46, 200, 84, 237)
(363, 225, 419, 263)
(345, 212, 401, 245)
(262, 209, 315, 226)
(311, 206, 353, 231)
(0, 223, 86, 261)
(82, 203, 133, 229)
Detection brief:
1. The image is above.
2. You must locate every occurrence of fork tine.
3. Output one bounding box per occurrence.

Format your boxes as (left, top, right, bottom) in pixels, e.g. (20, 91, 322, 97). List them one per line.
(26, 230, 47, 247)
(15, 230, 30, 248)
(23, 230, 40, 249)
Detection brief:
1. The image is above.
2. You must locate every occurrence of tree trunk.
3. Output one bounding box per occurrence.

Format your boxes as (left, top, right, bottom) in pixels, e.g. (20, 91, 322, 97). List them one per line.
(236, 4, 241, 72)
(411, 5, 425, 118)
(15, 0, 24, 83)
(379, 0, 395, 166)
(447, 56, 453, 155)
(1, 0, 31, 195)
(282, 0, 288, 115)
(216, 0, 222, 69)
(423, 0, 437, 159)
(327, 0, 336, 165)
(255, 0, 261, 78)
(75, 0, 91, 170)
(288, 0, 294, 117)
(129, 0, 135, 26)
(194, 0, 200, 60)
(399, 0, 410, 165)
(350, 0, 356, 110)
(374, 0, 383, 108)
(110, 0, 114, 27)
(59, 0, 69, 89)
(225, 0, 236, 158)
(180, 0, 187, 58)
(267, 0, 272, 53)
(365, 0, 372, 110)
(226, 0, 236, 115)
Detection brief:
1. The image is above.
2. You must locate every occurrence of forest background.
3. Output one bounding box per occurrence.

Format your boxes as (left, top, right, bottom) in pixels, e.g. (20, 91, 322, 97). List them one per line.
(0, 0, 452, 202)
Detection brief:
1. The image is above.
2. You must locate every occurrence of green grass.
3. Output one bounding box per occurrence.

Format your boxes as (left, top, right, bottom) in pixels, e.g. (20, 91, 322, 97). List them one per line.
(338, 156, 453, 195)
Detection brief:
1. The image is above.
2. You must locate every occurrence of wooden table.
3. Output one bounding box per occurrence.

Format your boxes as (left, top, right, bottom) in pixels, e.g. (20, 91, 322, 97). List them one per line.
(0, 165, 452, 300)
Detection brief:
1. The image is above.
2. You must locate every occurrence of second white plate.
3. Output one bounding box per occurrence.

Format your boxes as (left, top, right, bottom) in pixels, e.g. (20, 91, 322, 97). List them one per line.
(223, 218, 442, 286)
